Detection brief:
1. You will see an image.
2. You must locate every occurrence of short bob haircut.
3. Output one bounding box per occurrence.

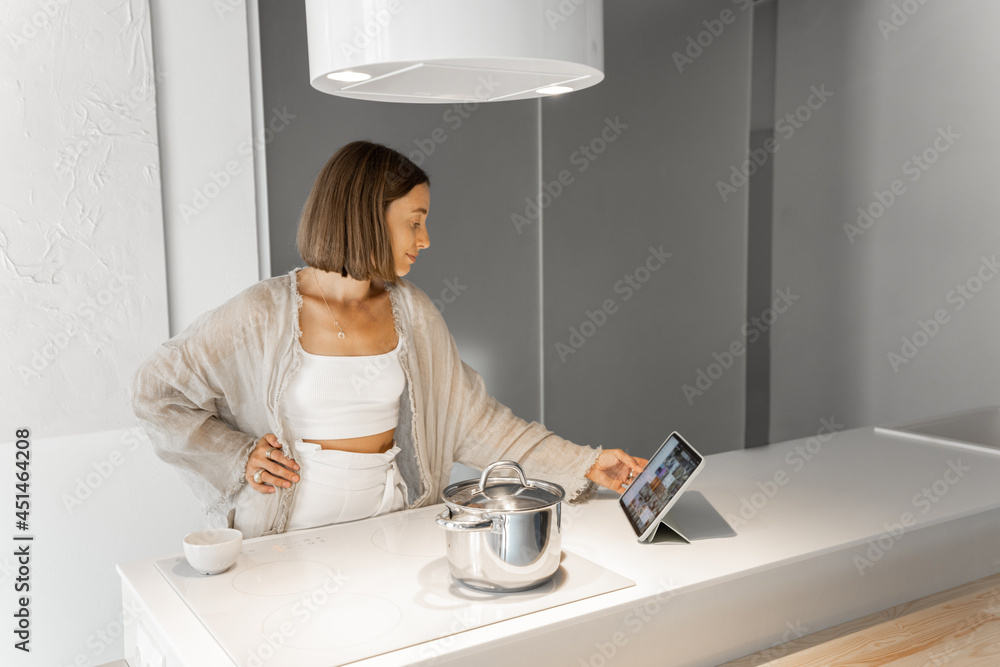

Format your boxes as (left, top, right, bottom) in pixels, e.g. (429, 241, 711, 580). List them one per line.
(297, 140, 430, 283)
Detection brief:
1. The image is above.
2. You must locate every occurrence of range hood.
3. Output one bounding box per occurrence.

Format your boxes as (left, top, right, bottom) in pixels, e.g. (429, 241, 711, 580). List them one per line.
(304, 0, 604, 104)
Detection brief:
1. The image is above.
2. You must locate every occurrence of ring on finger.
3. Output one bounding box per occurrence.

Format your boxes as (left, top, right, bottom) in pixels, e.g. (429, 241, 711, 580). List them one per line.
(253, 469, 264, 484)
(265, 447, 275, 460)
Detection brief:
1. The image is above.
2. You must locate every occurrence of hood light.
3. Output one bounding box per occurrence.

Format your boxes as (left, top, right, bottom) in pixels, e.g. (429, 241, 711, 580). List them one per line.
(537, 85, 573, 95)
(327, 71, 372, 82)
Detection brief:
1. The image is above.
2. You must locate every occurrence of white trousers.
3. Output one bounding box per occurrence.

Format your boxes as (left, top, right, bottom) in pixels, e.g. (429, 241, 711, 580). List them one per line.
(285, 439, 408, 532)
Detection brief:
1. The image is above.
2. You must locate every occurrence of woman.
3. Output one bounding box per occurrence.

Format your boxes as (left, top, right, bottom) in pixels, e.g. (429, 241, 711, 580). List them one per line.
(130, 140, 646, 538)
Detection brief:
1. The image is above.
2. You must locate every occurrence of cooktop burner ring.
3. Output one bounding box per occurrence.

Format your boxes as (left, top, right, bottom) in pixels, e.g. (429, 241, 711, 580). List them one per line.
(371, 515, 445, 557)
(260, 592, 402, 650)
(233, 559, 341, 596)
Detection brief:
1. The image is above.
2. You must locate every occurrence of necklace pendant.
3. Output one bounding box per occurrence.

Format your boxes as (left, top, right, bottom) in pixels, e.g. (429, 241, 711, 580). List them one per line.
(338, 331, 346, 340)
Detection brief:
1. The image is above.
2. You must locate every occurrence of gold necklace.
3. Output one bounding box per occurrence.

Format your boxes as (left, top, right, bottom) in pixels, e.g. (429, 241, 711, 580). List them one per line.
(312, 268, 369, 340)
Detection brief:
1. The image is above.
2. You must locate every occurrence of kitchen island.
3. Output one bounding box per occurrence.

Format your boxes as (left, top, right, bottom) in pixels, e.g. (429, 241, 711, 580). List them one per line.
(116, 415, 1000, 666)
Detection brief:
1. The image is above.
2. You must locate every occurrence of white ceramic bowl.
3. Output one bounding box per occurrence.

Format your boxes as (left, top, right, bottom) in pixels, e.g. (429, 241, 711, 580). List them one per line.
(183, 529, 242, 575)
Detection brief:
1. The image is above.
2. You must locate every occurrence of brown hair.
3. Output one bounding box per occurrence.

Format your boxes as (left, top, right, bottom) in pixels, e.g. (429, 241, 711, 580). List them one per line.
(297, 140, 430, 283)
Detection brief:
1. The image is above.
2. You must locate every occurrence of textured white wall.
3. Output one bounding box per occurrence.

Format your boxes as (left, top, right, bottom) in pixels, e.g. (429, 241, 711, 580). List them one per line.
(770, 0, 1000, 440)
(0, 0, 261, 664)
(0, 0, 169, 436)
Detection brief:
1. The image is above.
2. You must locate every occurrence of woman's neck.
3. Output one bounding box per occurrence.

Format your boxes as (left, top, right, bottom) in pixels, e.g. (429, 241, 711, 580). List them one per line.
(306, 266, 374, 306)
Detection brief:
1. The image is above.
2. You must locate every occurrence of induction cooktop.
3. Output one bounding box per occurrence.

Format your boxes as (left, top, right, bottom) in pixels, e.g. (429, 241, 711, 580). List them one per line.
(155, 505, 634, 666)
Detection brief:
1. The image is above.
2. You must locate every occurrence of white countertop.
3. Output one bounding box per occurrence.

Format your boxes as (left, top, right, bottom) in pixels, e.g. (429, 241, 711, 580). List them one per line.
(117, 423, 1000, 666)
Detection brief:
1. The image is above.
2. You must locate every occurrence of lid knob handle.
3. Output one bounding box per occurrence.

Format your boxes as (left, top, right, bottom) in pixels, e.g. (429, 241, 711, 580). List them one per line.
(476, 460, 529, 494)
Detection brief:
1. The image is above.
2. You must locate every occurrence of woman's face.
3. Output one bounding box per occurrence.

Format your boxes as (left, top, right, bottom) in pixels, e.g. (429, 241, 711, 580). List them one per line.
(385, 183, 430, 277)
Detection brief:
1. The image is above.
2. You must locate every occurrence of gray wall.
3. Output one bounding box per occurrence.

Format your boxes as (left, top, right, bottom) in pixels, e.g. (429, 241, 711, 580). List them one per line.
(258, 0, 754, 458)
(770, 0, 1000, 440)
(540, 0, 753, 456)
(259, 0, 542, 423)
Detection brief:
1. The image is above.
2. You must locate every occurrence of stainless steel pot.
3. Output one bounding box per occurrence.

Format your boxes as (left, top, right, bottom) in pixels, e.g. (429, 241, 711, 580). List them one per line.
(436, 460, 564, 592)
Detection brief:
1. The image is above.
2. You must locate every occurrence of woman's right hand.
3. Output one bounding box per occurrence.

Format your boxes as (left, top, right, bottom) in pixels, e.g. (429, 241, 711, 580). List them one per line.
(245, 433, 301, 494)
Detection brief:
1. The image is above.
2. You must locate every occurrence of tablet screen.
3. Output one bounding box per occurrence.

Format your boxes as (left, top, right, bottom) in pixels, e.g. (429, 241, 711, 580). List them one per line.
(620, 433, 702, 538)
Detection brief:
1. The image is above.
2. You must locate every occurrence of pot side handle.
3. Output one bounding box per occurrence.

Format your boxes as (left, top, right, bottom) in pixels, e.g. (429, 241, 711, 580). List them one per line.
(435, 509, 498, 532)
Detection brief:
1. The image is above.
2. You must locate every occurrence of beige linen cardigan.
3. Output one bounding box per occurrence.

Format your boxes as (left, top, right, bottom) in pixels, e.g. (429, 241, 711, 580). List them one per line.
(129, 266, 602, 538)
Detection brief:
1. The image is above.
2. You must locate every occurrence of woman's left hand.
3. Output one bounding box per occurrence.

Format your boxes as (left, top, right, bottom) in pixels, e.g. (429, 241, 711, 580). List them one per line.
(585, 449, 648, 493)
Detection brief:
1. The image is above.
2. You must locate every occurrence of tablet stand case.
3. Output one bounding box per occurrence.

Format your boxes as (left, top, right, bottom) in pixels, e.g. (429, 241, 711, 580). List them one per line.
(641, 508, 691, 544)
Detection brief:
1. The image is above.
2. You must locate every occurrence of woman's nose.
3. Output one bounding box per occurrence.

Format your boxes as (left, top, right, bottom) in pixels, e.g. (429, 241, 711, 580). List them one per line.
(418, 227, 430, 249)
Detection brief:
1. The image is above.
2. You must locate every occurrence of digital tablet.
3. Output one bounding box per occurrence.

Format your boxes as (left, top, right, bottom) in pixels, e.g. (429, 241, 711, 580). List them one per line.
(619, 431, 705, 543)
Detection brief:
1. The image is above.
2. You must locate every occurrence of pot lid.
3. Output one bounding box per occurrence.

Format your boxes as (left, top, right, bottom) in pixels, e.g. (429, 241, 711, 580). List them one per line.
(443, 461, 565, 511)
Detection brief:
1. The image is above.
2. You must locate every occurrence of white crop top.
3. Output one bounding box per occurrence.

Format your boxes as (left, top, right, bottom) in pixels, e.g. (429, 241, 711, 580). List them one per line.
(281, 335, 405, 439)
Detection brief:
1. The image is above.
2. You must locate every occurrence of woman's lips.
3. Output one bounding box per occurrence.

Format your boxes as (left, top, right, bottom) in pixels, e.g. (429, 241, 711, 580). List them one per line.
(406, 253, 416, 263)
